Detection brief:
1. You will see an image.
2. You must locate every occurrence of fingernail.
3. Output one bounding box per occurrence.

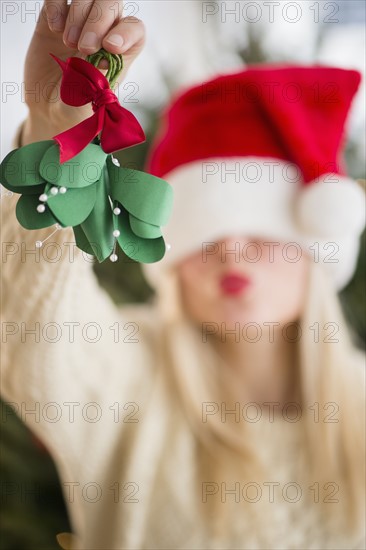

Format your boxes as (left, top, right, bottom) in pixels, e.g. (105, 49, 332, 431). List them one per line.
(46, 4, 64, 31)
(52, 21, 65, 32)
(106, 34, 124, 48)
(67, 25, 79, 45)
(80, 31, 98, 50)
(48, 15, 64, 31)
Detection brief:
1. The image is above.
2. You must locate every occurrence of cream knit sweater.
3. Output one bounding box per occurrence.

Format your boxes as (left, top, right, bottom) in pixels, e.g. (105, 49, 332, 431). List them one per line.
(1, 136, 365, 550)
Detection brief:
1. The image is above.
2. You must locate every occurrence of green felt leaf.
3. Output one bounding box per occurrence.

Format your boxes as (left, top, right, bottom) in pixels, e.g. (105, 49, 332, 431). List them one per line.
(129, 213, 162, 239)
(79, 168, 114, 262)
(16, 194, 60, 230)
(0, 141, 52, 187)
(73, 225, 96, 257)
(116, 206, 166, 263)
(40, 144, 107, 189)
(45, 182, 97, 227)
(107, 158, 173, 226)
(1, 150, 45, 194)
(0, 149, 17, 186)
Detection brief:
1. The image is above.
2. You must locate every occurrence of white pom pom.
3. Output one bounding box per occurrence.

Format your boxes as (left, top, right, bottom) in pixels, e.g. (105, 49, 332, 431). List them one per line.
(37, 204, 46, 213)
(297, 176, 366, 238)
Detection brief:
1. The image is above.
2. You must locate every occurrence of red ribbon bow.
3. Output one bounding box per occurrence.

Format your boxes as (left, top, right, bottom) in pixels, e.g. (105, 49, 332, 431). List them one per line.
(50, 54, 146, 163)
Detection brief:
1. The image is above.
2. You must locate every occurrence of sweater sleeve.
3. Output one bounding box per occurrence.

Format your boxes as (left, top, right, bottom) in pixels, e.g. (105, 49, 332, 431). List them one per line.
(1, 129, 155, 507)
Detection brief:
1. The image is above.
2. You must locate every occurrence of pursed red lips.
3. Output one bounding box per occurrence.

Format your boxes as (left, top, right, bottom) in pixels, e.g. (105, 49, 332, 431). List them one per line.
(219, 273, 252, 295)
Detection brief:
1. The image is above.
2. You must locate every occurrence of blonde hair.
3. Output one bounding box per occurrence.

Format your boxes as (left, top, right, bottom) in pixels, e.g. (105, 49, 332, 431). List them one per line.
(299, 261, 365, 532)
(153, 260, 365, 540)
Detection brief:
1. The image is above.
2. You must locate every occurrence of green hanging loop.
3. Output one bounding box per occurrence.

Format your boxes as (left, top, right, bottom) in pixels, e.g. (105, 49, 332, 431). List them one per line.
(86, 49, 124, 89)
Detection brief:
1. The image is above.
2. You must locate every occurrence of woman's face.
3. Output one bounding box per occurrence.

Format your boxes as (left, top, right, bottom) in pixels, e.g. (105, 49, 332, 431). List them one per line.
(177, 236, 310, 328)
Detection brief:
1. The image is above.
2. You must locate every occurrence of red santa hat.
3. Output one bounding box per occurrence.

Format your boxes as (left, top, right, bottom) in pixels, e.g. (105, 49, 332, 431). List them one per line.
(143, 65, 365, 290)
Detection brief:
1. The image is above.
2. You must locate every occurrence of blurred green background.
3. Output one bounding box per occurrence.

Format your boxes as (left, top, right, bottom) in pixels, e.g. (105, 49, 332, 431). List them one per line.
(1, 1, 365, 547)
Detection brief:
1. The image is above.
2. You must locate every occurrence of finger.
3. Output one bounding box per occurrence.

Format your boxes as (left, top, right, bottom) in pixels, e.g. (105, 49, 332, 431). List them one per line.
(44, 0, 68, 32)
(63, 0, 95, 49)
(102, 16, 145, 56)
(77, 0, 123, 55)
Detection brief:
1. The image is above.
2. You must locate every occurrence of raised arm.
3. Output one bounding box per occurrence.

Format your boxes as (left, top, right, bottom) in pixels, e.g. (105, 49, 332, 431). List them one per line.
(1, 0, 153, 487)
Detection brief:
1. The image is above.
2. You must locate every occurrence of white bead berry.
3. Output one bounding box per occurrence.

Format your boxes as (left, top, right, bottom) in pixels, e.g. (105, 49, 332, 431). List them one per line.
(59, 187, 67, 194)
(113, 207, 121, 216)
(110, 254, 118, 262)
(37, 204, 46, 213)
(50, 187, 59, 195)
(113, 229, 121, 238)
(39, 194, 48, 202)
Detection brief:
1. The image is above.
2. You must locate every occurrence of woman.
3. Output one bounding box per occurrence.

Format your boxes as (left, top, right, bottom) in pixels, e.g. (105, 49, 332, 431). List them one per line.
(2, 1, 365, 548)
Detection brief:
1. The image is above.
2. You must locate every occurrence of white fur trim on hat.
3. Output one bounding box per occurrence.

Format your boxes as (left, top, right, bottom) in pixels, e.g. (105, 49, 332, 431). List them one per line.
(297, 174, 365, 239)
(143, 158, 365, 291)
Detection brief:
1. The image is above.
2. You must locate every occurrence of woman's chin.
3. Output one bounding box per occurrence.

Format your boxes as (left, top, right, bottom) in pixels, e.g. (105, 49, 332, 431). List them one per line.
(216, 298, 263, 326)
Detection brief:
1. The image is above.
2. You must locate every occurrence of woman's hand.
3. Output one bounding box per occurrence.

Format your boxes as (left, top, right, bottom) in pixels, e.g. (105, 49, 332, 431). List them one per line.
(22, 0, 145, 145)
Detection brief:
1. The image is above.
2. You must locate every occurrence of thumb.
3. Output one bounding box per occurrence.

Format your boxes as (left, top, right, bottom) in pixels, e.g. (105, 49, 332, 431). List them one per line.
(39, 0, 68, 34)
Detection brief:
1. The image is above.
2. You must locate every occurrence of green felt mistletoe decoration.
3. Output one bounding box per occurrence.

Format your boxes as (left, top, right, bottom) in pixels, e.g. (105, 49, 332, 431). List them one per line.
(0, 50, 173, 264)
(0, 141, 172, 263)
